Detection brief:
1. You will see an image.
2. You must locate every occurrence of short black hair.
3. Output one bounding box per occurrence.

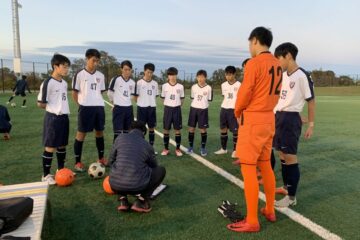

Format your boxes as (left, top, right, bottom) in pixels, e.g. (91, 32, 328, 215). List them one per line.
(21, 75, 27, 80)
(274, 42, 298, 60)
(225, 66, 236, 74)
(51, 54, 71, 70)
(121, 60, 133, 69)
(144, 63, 155, 72)
(130, 120, 147, 136)
(196, 69, 207, 78)
(85, 49, 101, 59)
(248, 27, 273, 48)
(167, 67, 178, 76)
(241, 58, 250, 68)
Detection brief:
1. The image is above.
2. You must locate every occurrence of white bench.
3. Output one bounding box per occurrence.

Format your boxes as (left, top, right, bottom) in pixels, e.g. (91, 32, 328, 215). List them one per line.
(0, 182, 49, 240)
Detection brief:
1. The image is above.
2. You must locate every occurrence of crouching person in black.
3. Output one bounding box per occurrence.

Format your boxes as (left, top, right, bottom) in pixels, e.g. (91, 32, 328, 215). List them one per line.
(109, 120, 166, 213)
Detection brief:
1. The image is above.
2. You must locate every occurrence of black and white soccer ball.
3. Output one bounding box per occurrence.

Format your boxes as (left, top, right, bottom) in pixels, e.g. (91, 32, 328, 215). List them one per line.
(10, 102, 16, 108)
(88, 162, 106, 179)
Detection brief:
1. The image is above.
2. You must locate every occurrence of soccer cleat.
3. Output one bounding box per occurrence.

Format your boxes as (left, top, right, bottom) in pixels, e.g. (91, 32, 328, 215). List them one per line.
(260, 208, 276, 222)
(275, 186, 288, 195)
(161, 149, 170, 156)
(74, 162, 86, 172)
(97, 158, 108, 166)
(186, 147, 194, 154)
(175, 149, 183, 157)
(231, 151, 237, 158)
(131, 198, 152, 213)
(117, 196, 130, 211)
(214, 148, 228, 155)
(275, 195, 297, 208)
(21, 105, 27, 108)
(227, 219, 260, 233)
(3, 134, 10, 140)
(6, 101, 10, 105)
(41, 174, 56, 185)
(154, 151, 158, 155)
(200, 148, 208, 157)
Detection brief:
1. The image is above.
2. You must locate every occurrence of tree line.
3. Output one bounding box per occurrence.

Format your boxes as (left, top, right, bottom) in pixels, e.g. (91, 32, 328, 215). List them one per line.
(1, 50, 359, 91)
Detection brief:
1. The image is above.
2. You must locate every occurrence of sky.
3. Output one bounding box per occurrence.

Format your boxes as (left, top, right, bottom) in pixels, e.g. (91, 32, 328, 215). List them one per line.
(1, 0, 360, 77)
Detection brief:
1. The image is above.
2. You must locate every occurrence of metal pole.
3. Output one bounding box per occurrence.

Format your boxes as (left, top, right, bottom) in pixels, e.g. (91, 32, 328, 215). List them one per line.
(12, 0, 22, 74)
(1, 59, 4, 93)
(33, 62, 36, 91)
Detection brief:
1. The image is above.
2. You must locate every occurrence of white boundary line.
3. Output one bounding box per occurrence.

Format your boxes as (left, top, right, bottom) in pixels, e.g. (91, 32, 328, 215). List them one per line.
(104, 100, 342, 240)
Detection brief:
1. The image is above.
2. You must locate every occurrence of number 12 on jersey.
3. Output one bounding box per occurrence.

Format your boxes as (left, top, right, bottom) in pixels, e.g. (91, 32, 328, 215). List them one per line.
(269, 66, 282, 95)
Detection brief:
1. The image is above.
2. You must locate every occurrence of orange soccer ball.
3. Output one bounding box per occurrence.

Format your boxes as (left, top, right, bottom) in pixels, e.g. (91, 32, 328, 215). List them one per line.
(103, 176, 114, 195)
(55, 168, 75, 187)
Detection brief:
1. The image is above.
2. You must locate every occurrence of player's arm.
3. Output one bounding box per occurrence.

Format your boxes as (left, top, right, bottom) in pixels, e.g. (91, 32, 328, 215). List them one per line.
(180, 85, 185, 106)
(304, 99, 315, 139)
(37, 82, 47, 109)
(72, 91, 79, 105)
(160, 84, 165, 103)
(234, 64, 255, 118)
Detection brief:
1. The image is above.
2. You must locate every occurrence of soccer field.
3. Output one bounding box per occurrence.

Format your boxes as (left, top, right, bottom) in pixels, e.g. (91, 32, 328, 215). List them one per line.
(0, 87, 359, 240)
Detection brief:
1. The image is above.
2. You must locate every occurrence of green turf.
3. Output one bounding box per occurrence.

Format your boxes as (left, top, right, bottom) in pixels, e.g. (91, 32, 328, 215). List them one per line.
(0, 86, 359, 239)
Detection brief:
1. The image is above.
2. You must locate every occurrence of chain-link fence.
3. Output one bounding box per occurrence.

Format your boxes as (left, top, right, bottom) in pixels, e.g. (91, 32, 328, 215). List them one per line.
(1, 58, 51, 92)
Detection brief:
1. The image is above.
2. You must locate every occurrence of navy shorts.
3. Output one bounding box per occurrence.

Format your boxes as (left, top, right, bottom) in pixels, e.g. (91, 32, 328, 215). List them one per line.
(78, 106, 105, 132)
(15, 91, 26, 97)
(220, 108, 238, 133)
(113, 105, 134, 133)
(273, 111, 302, 154)
(137, 106, 157, 128)
(188, 107, 209, 129)
(43, 112, 69, 147)
(163, 106, 182, 130)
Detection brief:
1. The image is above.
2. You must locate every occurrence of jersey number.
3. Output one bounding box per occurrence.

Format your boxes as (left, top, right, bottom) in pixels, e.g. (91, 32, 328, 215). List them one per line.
(269, 66, 282, 95)
(123, 90, 129, 97)
(90, 83, 97, 91)
(170, 94, 175, 100)
(147, 90, 152, 95)
(197, 95, 203, 101)
(227, 93, 233, 99)
(62, 93, 66, 101)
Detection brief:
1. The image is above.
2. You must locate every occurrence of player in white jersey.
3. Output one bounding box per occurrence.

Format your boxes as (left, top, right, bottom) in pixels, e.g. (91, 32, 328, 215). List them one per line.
(37, 54, 71, 185)
(273, 42, 315, 207)
(108, 60, 136, 141)
(72, 49, 107, 172)
(160, 67, 185, 157)
(134, 63, 159, 148)
(187, 70, 212, 156)
(214, 66, 241, 158)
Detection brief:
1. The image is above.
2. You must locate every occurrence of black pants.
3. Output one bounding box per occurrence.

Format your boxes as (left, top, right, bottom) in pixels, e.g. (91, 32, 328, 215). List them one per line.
(118, 166, 166, 200)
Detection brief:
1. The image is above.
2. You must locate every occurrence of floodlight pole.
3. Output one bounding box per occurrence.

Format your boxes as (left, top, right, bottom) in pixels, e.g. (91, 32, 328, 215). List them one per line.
(12, 0, 22, 75)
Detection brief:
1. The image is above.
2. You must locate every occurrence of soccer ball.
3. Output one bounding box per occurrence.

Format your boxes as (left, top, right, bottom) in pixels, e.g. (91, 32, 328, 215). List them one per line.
(55, 168, 75, 187)
(10, 102, 16, 107)
(88, 162, 106, 179)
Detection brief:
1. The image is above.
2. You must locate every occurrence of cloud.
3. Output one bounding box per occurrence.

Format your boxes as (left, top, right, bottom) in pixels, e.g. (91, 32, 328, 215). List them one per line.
(36, 40, 249, 74)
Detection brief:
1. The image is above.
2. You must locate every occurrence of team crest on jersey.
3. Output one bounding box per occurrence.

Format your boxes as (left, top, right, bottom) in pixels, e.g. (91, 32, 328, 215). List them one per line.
(96, 78, 101, 83)
(203, 91, 208, 96)
(129, 86, 133, 91)
(176, 89, 181, 94)
(234, 88, 238, 91)
(289, 81, 296, 89)
(152, 86, 155, 90)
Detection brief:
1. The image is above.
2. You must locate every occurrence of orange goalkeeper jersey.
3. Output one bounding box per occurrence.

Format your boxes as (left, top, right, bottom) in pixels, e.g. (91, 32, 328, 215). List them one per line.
(235, 52, 282, 122)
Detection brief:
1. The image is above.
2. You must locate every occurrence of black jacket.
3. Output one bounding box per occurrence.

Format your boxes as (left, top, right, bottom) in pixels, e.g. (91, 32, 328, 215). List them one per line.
(109, 129, 157, 192)
(0, 105, 11, 130)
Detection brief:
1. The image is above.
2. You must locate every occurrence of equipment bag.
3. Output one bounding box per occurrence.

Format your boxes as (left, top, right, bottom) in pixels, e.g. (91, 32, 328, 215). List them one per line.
(0, 197, 33, 234)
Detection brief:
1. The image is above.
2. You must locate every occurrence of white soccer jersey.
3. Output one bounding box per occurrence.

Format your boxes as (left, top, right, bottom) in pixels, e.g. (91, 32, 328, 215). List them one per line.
(72, 69, 106, 106)
(160, 82, 184, 107)
(221, 81, 241, 109)
(107, 76, 136, 106)
(274, 68, 315, 113)
(190, 84, 212, 109)
(38, 78, 70, 115)
(135, 79, 159, 107)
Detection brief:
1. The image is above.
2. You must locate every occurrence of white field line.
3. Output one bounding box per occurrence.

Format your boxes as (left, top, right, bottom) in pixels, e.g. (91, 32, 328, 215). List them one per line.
(104, 100, 342, 240)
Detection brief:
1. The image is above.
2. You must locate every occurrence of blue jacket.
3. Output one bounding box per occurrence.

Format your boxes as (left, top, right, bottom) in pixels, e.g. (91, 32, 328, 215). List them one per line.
(0, 105, 11, 130)
(109, 129, 157, 192)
